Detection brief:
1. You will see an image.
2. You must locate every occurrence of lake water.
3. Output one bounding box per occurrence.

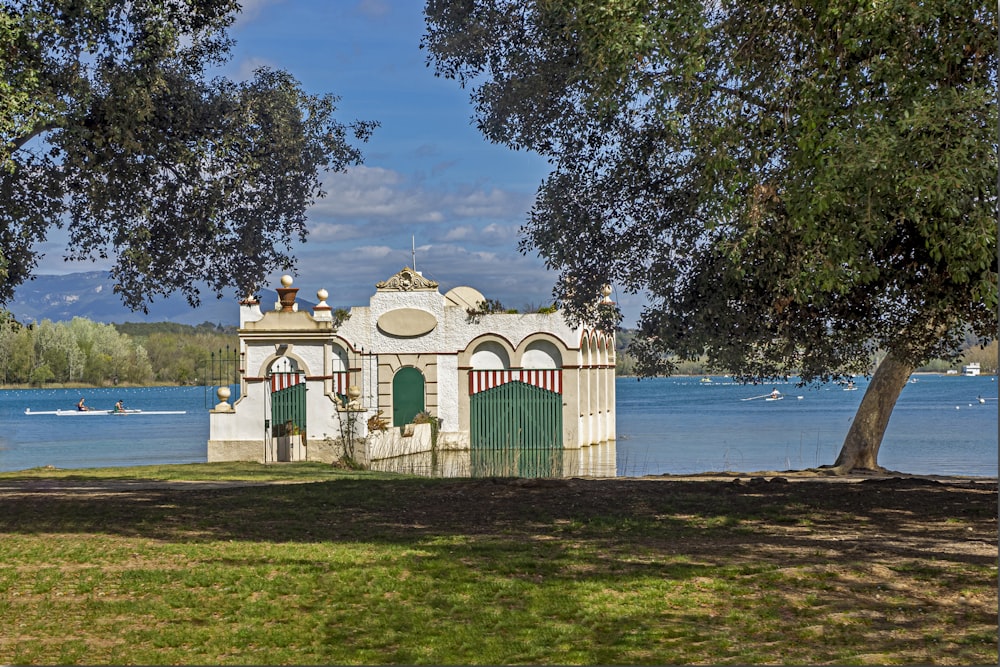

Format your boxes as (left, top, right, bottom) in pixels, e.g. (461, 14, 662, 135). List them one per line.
(615, 374, 997, 477)
(1, 375, 996, 477)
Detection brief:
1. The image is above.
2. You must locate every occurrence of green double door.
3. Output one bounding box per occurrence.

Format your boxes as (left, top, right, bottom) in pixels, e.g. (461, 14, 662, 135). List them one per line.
(470, 381, 563, 478)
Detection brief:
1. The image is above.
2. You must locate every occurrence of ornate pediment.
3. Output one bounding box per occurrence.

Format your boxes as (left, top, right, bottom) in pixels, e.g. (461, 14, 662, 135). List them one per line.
(376, 267, 439, 292)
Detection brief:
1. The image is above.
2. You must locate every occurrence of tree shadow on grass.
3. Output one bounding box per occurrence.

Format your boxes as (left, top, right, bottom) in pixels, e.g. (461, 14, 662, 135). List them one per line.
(0, 476, 995, 664)
(0, 476, 994, 562)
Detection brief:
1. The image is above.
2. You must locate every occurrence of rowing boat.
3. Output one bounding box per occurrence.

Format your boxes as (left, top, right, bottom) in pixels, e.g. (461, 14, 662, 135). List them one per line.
(24, 408, 187, 416)
(742, 393, 777, 401)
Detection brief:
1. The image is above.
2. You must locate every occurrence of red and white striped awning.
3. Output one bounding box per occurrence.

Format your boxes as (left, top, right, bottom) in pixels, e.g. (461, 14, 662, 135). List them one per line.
(470, 369, 562, 395)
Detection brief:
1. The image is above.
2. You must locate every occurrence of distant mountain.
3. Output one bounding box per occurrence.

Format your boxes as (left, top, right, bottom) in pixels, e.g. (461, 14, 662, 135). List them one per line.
(5, 272, 314, 326)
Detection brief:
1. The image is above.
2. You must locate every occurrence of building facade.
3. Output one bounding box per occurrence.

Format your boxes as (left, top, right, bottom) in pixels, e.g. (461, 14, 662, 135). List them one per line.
(208, 268, 616, 477)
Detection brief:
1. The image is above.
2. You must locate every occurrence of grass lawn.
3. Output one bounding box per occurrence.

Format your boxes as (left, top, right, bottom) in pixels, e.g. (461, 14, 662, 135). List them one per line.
(0, 462, 996, 664)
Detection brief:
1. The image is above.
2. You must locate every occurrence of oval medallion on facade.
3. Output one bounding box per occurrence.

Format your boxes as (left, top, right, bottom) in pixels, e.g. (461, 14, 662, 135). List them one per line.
(377, 308, 437, 337)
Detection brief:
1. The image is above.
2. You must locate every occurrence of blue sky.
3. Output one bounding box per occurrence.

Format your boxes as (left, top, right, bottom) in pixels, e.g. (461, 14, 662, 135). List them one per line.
(40, 0, 645, 326)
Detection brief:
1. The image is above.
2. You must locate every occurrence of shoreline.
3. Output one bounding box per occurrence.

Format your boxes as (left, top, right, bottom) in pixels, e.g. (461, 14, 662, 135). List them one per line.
(636, 470, 998, 485)
(1, 464, 996, 490)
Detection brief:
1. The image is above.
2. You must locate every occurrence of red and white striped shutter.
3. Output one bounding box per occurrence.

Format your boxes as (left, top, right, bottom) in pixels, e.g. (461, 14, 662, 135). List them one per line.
(520, 369, 562, 394)
(270, 373, 305, 392)
(469, 369, 562, 394)
(470, 370, 515, 394)
(332, 372, 349, 395)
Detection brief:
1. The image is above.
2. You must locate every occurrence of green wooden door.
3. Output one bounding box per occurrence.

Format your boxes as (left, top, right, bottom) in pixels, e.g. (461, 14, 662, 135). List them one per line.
(470, 379, 562, 478)
(270, 373, 306, 438)
(393, 367, 425, 426)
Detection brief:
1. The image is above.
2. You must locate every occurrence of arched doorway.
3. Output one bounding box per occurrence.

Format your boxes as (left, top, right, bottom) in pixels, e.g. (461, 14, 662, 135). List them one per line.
(468, 339, 563, 477)
(268, 356, 306, 461)
(392, 367, 425, 426)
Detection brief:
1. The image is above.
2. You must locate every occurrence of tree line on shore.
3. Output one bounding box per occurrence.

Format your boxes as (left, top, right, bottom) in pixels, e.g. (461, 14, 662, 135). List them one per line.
(614, 329, 998, 378)
(0, 314, 237, 387)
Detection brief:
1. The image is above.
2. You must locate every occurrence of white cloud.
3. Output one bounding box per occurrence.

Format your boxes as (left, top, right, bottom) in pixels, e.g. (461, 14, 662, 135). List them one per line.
(232, 0, 284, 28)
(352, 245, 395, 260)
(312, 166, 534, 225)
(355, 0, 390, 20)
(442, 226, 473, 241)
(312, 166, 443, 221)
(470, 250, 499, 263)
(479, 222, 520, 243)
(308, 222, 370, 242)
(234, 56, 276, 81)
(446, 188, 526, 218)
(438, 222, 518, 246)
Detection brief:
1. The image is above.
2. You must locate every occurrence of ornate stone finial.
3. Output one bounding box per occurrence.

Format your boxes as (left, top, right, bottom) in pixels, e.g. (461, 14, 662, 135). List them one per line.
(314, 288, 331, 313)
(336, 385, 365, 412)
(276, 275, 298, 312)
(313, 288, 332, 320)
(214, 386, 234, 412)
(376, 267, 439, 292)
(347, 385, 362, 408)
(601, 284, 614, 304)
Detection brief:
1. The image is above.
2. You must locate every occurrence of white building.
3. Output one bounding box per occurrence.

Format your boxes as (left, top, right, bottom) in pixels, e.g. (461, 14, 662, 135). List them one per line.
(207, 268, 617, 477)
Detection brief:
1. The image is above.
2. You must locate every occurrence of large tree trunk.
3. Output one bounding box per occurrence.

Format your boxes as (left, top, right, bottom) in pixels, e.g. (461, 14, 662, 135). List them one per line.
(827, 349, 916, 474)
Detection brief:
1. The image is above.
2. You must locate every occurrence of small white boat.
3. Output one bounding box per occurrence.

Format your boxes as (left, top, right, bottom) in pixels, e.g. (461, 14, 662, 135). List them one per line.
(742, 391, 785, 402)
(25, 408, 186, 416)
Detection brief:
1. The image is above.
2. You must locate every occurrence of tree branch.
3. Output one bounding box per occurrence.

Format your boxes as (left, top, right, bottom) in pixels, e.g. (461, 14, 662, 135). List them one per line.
(8, 121, 60, 154)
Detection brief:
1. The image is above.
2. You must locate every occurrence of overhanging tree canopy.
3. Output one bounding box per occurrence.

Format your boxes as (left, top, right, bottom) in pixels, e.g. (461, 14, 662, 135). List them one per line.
(1, 0, 376, 311)
(423, 0, 997, 472)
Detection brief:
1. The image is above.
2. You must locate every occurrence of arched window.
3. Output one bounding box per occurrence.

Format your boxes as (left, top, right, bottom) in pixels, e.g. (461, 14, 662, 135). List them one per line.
(470, 341, 510, 369)
(522, 340, 562, 369)
(270, 356, 300, 374)
(330, 346, 348, 372)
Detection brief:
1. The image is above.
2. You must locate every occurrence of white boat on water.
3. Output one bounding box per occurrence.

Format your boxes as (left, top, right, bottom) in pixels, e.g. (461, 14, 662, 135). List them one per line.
(24, 408, 187, 416)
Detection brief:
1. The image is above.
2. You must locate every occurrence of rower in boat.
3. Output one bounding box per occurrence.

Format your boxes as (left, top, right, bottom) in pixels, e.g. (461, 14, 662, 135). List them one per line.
(769, 388, 781, 400)
(114, 399, 126, 413)
(77, 397, 90, 411)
